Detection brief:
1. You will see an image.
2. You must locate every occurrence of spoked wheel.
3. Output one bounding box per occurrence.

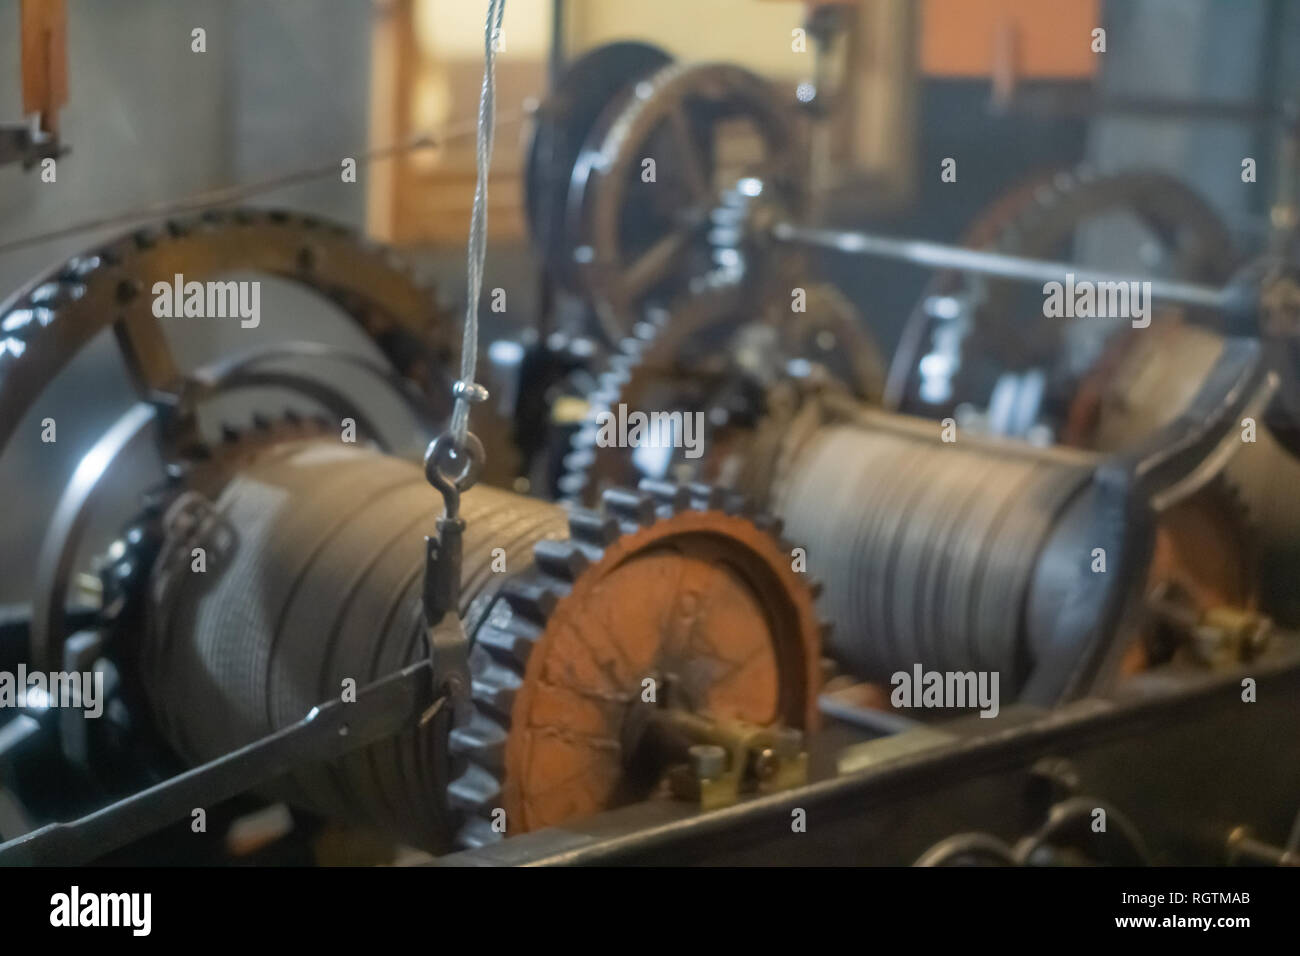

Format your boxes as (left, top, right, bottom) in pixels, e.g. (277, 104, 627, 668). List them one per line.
(523, 41, 674, 296)
(566, 62, 807, 342)
(885, 167, 1237, 419)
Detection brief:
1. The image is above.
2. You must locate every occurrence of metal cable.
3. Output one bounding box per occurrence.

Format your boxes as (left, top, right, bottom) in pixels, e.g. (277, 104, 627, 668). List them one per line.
(0, 112, 521, 259)
(449, 0, 507, 449)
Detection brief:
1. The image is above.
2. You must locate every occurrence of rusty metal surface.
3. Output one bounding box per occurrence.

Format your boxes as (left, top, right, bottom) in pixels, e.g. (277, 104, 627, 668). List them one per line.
(569, 62, 806, 341)
(139, 433, 821, 852)
(450, 482, 822, 845)
(434, 643, 1300, 866)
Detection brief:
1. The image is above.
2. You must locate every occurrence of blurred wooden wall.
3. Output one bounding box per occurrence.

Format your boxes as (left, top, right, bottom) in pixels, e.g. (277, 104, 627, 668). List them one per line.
(367, 0, 545, 245)
(366, 0, 1099, 245)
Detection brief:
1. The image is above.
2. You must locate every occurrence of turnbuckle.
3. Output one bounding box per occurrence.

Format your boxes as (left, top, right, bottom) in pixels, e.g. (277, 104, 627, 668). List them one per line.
(421, 430, 485, 728)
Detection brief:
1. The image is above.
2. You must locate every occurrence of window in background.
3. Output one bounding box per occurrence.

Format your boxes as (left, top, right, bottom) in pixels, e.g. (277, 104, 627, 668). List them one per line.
(368, 0, 551, 245)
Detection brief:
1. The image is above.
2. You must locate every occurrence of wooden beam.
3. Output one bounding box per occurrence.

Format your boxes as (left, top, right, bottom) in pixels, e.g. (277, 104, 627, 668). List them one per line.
(20, 0, 68, 134)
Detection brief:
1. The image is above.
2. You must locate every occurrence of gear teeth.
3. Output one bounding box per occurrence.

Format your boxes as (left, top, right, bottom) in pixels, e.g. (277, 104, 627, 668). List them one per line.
(686, 484, 747, 516)
(446, 763, 504, 814)
(252, 413, 271, 430)
(607, 353, 640, 377)
(807, 578, 824, 599)
(60, 255, 102, 280)
(686, 482, 726, 510)
(566, 507, 620, 546)
(532, 538, 591, 581)
(601, 487, 656, 526)
(637, 478, 691, 512)
(752, 513, 784, 535)
(28, 281, 62, 306)
(587, 386, 623, 407)
(449, 711, 507, 774)
(556, 472, 590, 499)
(221, 423, 241, 443)
(502, 580, 558, 625)
(456, 816, 503, 849)
(633, 314, 666, 340)
(563, 448, 596, 472)
(474, 622, 538, 667)
(471, 658, 523, 718)
(453, 480, 823, 849)
(0, 209, 448, 447)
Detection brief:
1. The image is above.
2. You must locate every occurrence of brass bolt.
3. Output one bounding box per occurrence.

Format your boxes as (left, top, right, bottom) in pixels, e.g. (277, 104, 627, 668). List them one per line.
(754, 746, 780, 782)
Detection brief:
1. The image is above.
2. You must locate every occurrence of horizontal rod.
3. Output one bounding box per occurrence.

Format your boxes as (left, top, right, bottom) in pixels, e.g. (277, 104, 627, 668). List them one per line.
(771, 222, 1232, 312)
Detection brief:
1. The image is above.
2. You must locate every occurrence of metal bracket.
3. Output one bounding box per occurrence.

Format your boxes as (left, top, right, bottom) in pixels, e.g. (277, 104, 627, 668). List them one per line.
(0, 123, 63, 170)
(663, 711, 808, 811)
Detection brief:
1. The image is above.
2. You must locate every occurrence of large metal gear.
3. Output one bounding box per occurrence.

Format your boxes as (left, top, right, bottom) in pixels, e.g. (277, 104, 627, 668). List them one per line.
(563, 61, 808, 342)
(559, 276, 885, 505)
(0, 207, 457, 451)
(0, 210, 458, 672)
(885, 166, 1238, 417)
(451, 481, 822, 846)
(523, 41, 674, 295)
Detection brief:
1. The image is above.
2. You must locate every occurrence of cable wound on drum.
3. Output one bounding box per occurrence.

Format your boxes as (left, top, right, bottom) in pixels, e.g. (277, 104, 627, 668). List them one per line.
(142, 438, 568, 851)
(775, 424, 1099, 695)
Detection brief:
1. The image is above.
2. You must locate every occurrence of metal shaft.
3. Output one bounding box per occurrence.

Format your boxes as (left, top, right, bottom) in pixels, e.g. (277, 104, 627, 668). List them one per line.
(771, 222, 1232, 311)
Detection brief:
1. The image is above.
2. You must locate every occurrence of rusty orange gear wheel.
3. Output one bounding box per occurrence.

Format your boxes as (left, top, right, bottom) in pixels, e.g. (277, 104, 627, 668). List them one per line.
(449, 482, 822, 846)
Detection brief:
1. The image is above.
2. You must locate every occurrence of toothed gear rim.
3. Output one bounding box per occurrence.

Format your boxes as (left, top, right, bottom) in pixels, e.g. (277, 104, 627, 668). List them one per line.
(0, 207, 456, 453)
(450, 481, 822, 848)
(977, 167, 1235, 361)
(524, 41, 674, 293)
(886, 166, 1236, 411)
(558, 273, 884, 506)
(569, 61, 807, 342)
(97, 410, 344, 628)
